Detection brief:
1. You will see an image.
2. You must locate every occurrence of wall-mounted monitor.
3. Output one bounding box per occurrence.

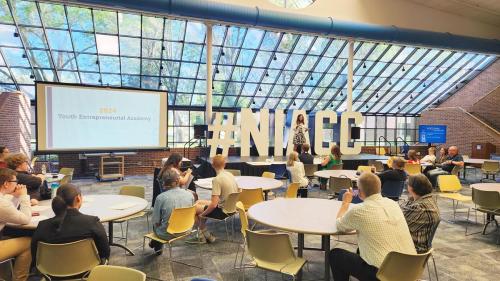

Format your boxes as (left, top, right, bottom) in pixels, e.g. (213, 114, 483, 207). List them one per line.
(36, 82, 167, 153)
(418, 125, 447, 144)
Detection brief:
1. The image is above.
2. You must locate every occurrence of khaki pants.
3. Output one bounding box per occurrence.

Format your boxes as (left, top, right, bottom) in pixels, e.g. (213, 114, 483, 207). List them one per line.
(0, 237, 31, 281)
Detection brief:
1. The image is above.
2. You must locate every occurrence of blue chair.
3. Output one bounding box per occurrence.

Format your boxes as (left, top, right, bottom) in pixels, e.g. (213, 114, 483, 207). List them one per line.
(191, 278, 216, 281)
(338, 189, 363, 204)
(268, 163, 288, 180)
(381, 180, 405, 201)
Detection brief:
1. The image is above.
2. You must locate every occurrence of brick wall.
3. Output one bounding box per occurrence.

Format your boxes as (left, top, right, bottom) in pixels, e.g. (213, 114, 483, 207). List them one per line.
(440, 59, 500, 110)
(420, 108, 499, 156)
(469, 86, 500, 131)
(0, 91, 31, 156)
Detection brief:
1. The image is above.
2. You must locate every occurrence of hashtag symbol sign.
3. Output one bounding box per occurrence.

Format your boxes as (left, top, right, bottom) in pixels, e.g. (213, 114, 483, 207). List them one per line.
(207, 112, 237, 157)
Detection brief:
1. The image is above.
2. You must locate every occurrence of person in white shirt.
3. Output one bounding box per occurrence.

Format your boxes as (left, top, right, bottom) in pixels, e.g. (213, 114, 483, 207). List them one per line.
(330, 172, 416, 281)
(421, 147, 437, 165)
(286, 151, 309, 197)
(0, 168, 32, 281)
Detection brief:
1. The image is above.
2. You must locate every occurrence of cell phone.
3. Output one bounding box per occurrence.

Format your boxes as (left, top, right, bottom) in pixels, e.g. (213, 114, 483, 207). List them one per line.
(32, 212, 40, 216)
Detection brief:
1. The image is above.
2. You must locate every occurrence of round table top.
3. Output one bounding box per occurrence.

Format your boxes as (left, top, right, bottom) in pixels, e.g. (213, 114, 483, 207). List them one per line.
(194, 176, 283, 191)
(248, 198, 349, 235)
(470, 183, 500, 192)
(465, 158, 499, 164)
(19, 194, 148, 229)
(314, 169, 358, 180)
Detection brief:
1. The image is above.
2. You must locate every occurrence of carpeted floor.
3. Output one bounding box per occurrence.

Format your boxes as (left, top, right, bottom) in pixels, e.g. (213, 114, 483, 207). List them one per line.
(30, 169, 500, 280)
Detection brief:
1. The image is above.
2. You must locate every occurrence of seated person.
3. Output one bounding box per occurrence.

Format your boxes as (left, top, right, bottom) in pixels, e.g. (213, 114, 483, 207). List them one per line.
(0, 146, 9, 169)
(436, 147, 448, 164)
(426, 146, 464, 188)
(5, 153, 45, 201)
(31, 184, 110, 262)
(330, 173, 416, 280)
(320, 145, 342, 189)
(407, 149, 420, 164)
(286, 152, 308, 198)
(377, 157, 407, 185)
(0, 168, 32, 281)
(150, 168, 195, 253)
(421, 147, 437, 165)
(158, 153, 194, 192)
(400, 174, 440, 253)
(298, 143, 314, 165)
(195, 155, 239, 243)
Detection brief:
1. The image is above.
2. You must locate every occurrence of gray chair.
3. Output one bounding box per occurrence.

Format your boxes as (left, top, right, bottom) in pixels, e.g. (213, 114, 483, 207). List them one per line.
(328, 176, 352, 199)
(226, 169, 241, 176)
(481, 161, 499, 181)
(466, 188, 500, 244)
(381, 181, 405, 201)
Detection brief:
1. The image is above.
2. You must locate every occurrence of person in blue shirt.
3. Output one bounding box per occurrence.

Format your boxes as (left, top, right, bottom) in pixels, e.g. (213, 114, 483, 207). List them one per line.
(150, 168, 195, 254)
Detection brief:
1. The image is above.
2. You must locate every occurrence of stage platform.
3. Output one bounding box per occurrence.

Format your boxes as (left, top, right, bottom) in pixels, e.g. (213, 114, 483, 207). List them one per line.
(198, 154, 389, 176)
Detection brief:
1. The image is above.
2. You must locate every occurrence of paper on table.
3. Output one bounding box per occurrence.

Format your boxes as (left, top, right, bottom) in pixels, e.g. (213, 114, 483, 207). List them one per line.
(31, 215, 49, 223)
(83, 197, 95, 203)
(109, 202, 138, 210)
(31, 205, 50, 212)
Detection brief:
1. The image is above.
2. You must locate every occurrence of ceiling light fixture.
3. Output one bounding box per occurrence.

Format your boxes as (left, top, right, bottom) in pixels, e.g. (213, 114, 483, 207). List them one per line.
(259, 87, 262, 91)
(402, 66, 405, 72)
(273, 55, 277, 61)
(215, 68, 220, 74)
(363, 62, 366, 68)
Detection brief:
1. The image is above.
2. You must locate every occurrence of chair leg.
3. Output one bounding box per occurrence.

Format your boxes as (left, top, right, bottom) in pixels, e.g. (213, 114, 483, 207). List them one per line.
(427, 260, 432, 281)
(146, 213, 150, 232)
(125, 221, 129, 245)
(432, 254, 439, 281)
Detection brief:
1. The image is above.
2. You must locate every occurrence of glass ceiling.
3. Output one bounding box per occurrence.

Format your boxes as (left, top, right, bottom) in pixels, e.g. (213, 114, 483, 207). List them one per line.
(0, 0, 496, 115)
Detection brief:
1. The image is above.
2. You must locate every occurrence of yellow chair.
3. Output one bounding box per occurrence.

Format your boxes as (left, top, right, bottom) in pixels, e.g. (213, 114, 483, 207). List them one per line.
(405, 163, 422, 175)
(239, 188, 264, 210)
(114, 186, 150, 244)
(36, 239, 101, 280)
(481, 161, 499, 180)
(59, 167, 74, 180)
(262, 171, 275, 179)
(376, 249, 433, 281)
(87, 265, 146, 281)
(200, 192, 240, 240)
(59, 175, 72, 185)
(226, 169, 241, 176)
(244, 229, 307, 280)
(437, 175, 472, 220)
(142, 206, 202, 269)
(357, 165, 373, 173)
(376, 147, 386, 155)
(285, 183, 300, 198)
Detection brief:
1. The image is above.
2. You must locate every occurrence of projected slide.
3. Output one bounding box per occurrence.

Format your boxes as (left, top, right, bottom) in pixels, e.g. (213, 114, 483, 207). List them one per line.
(36, 83, 167, 152)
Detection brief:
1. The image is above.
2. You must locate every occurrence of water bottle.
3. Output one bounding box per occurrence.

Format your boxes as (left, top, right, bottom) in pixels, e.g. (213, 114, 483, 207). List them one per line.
(271, 155, 274, 163)
(41, 164, 46, 175)
(51, 182, 60, 198)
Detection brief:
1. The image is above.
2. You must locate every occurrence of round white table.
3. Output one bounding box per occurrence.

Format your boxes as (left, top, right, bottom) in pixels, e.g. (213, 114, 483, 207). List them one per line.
(248, 198, 351, 281)
(195, 176, 283, 200)
(314, 169, 358, 181)
(471, 183, 500, 193)
(18, 195, 148, 255)
(44, 173, 65, 183)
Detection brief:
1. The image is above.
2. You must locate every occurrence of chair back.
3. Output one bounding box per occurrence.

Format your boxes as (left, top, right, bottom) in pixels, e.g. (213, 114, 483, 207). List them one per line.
(381, 180, 405, 200)
(88, 265, 146, 281)
(482, 161, 500, 173)
(36, 239, 100, 278)
(269, 164, 287, 178)
(31, 156, 38, 169)
(119, 185, 146, 199)
(59, 175, 72, 185)
(59, 167, 74, 178)
(245, 229, 296, 266)
(357, 165, 372, 173)
(338, 189, 363, 204)
(222, 192, 240, 214)
(377, 147, 386, 156)
(404, 163, 421, 175)
(330, 164, 343, 170)
(285, 183, 300, 198)
(167, 206, 196, 234)
(262, 171, 275, 179)
(226, 169, 241, 176)
(239, 188, 264, 210)
(437, 175, 461, 192)
(472, 188, 500, 210)
(450, 165, 462, 176)
(328, 176, 352, 194)
(303, 164, 318, 177)
(376, 249, 433, 281)
(236, 201, 249, 238)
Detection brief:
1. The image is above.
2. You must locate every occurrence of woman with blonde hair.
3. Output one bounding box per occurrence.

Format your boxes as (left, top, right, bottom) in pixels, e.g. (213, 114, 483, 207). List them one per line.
(286, 151, 309, 197)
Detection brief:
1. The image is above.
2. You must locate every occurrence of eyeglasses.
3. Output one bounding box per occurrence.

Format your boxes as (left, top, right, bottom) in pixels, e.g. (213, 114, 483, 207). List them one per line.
(8, 180, 18, 183)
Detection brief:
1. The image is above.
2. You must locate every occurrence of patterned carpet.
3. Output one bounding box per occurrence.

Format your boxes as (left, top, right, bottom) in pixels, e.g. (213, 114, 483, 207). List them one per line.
(31, 170, 500, 280)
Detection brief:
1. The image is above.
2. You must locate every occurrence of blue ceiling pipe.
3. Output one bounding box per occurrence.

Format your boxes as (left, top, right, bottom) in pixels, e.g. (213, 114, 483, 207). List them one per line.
(63, 0, 500, 54)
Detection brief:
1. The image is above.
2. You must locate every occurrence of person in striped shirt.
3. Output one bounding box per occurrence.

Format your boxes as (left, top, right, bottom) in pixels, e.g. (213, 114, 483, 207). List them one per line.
(400, 174, 440, 253)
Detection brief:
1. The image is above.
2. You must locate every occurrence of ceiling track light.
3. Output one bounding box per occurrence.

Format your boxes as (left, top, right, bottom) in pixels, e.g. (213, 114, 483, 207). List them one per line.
(22, 54, 27, 58)
(389, 81, 392, 85)
(330, 104, 334, 107)
(96, 60, 99, 64)
(402, 66, 405, 72)
(221, 51, 225, 56)
(438, 69, 441, 74)
(398, 106, 401, 110)
(310, 76, 313, 81)
(265, 72, 269, 77)
(215, 68, 220, 74)
(98, 79, 102, 83)
(273, 55, 277, 61)
(259, 87, 262, 91)
(159, 82, 162, 86)
(455, 85, 458, 89)
(160, 65, 164, 70)
(301, 89, 304, 93)
(13, 32, 19, 37)
(30, 74, 35, 79)
(252, 100, 256, 105)
(293, 101, 296, 106)
(161, 45, 165, 51)
(376, 94, 379, 98)
(363, 62, 366, 68)
(423, 83, 426, 88)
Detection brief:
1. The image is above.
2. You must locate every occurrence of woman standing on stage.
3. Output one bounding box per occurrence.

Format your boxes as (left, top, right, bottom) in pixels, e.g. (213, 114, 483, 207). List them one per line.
(293, 114, 308, 153)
